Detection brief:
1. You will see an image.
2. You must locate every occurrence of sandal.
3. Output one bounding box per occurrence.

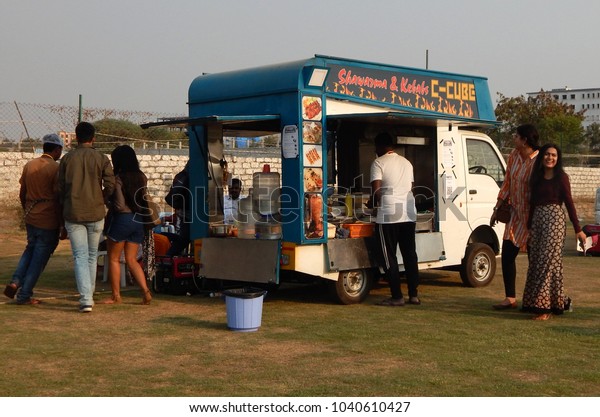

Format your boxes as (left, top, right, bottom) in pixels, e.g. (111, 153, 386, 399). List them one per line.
(376, 297, 405, 307)
(4, 283, 18, 299)
(532, 313, 552, 321)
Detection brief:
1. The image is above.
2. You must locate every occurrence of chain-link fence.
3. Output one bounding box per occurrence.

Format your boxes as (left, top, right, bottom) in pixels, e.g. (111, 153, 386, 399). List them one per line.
(0, 101, 184, 151)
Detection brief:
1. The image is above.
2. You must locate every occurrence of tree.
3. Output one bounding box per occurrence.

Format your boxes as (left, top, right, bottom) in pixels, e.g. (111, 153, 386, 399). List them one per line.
(584, 123, 600, 153)
(93, 118, 146, 145)
(538, 114, 586, 153)
(19, 137, 42, 152)
(92, 118, 187, 151)
(490, 91, 585, 153)
(0, 138, 16, 151)
(263, 134, 280, 147)
(145, 126, 186, 143)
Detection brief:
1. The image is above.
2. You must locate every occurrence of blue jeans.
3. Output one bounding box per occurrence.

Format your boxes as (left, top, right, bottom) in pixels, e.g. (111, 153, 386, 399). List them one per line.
(12, 224, 59, 303)
(65, 220, 104, 306)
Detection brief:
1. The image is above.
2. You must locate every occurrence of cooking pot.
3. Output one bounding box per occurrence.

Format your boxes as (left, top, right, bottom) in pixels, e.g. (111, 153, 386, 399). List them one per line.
(210, 224, 231, 237)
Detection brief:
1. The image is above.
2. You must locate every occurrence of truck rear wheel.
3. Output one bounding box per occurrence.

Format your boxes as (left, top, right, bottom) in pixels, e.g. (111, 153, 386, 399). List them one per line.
(328, 269, 372, 304)
(460, 243, 496, 287)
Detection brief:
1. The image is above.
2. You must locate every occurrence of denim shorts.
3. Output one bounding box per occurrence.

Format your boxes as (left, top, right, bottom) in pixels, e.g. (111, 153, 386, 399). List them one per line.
(106, 212, 144, 244)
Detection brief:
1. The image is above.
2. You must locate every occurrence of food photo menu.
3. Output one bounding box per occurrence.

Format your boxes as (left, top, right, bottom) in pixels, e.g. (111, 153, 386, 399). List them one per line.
(301, 95, 324, 239)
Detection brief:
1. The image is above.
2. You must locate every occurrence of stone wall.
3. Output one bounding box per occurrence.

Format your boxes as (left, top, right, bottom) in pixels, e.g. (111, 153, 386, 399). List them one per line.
(221, 149, 282, 193)
(1, 150, 598, 219)
(564, 167, 600, 220)
(0, 149, 281, 213)
(0, 151, 189, 212)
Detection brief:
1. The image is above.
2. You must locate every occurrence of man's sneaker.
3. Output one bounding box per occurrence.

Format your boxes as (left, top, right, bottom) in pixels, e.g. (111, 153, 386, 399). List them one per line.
(79, 305, 93, 313)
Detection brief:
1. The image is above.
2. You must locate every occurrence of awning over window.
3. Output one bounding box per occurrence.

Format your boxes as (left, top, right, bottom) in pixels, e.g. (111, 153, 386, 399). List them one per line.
(140, 114, 280, 130)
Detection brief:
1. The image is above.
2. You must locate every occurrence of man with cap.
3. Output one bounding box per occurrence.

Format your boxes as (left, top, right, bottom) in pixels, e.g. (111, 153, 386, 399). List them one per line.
(3, 133, 66, 304)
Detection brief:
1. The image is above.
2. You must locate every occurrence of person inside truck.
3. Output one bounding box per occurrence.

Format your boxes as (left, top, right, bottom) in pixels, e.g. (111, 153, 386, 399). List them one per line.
(165, 163, 191, 256)
(370, 132, 420, 307)
(490, 124, 539, 310)
(223, 178, 245, 224)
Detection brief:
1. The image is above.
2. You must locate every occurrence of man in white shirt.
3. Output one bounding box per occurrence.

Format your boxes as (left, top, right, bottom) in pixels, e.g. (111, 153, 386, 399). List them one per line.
(224, 178, 246, 224)
(370, 132, 420, 306)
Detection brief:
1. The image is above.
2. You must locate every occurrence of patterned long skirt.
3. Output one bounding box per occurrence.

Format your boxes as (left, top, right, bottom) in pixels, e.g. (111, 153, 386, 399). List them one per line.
(522, 204, 569, 315)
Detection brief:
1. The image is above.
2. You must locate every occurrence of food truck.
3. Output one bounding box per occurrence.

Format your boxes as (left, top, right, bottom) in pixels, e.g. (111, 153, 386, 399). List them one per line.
(145, 55, 507, 304)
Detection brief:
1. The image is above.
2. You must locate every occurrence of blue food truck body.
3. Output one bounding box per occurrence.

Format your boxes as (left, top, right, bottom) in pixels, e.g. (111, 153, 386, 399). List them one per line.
(158, 55, 505, 303)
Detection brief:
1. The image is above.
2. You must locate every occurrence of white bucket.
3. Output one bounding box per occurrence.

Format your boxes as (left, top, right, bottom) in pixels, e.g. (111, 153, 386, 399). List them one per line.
(223, 288, 267, 332)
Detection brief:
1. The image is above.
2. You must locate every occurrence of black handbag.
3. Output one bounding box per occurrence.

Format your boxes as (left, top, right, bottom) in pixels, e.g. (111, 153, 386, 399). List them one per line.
(496, 201, 511, 224)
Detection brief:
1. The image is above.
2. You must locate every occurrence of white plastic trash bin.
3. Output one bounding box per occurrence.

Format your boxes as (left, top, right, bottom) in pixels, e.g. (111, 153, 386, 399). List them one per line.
(223, 288, 267, 332)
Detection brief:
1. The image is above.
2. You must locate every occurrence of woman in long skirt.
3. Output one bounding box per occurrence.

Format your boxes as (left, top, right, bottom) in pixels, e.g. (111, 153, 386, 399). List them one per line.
(522, 144, 586, 320)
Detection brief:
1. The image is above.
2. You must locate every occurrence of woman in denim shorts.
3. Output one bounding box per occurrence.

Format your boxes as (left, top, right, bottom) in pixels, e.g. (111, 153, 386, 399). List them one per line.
(102, 145, 152, 305)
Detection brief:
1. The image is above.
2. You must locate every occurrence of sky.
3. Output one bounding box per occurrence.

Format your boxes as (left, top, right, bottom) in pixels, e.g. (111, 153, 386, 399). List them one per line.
(2, 0, 600, 116)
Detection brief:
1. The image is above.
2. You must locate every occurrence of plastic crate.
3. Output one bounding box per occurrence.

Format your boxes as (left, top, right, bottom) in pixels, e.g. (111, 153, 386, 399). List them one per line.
(341, 223, 375, 238)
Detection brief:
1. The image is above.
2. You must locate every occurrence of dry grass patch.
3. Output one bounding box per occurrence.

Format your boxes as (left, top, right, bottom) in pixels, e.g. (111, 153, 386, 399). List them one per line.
(1, 221, 599, 397)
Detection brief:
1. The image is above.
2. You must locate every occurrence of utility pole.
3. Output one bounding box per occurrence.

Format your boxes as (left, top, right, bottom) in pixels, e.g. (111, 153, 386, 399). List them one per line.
(78, 94, 83, 123)
(14, 101, 30, 151)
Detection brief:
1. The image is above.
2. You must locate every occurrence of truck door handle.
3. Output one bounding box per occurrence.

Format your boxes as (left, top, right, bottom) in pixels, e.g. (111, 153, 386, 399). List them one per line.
(469, 189, 477, 194)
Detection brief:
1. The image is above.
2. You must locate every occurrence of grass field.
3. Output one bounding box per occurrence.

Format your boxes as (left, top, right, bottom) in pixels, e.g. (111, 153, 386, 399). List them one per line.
(0, 222, 598, 397)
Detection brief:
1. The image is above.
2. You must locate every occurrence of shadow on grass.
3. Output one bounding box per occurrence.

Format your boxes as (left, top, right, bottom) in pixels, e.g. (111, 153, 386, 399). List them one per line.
(151, 315, 228, 331)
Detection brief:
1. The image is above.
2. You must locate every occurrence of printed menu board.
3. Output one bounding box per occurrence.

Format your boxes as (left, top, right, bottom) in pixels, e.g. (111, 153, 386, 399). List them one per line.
(301, 94, 325, 241)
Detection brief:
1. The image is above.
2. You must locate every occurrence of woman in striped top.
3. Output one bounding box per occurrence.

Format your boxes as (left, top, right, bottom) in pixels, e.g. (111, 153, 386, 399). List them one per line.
(490, 124, 539, 310)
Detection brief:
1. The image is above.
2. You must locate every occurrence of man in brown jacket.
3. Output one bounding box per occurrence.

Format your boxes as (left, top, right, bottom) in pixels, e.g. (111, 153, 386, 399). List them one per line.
(4, 134, 65, 304)
(58, 122, 114, 313)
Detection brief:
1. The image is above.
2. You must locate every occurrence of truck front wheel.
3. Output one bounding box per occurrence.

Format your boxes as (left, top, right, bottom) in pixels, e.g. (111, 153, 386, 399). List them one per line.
(328, 269, 372, 304)
(460, 243, 496, 287)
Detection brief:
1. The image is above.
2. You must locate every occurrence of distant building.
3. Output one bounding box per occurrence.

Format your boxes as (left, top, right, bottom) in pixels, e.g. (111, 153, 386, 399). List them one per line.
(59, 131, 76, 149)
(528, 87, 600, 128)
